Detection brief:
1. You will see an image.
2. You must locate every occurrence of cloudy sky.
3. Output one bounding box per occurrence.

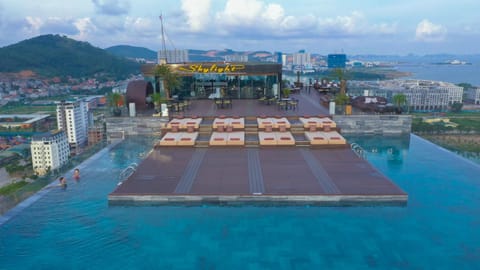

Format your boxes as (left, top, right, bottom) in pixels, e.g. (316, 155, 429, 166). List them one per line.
(0, 0, 479, 55)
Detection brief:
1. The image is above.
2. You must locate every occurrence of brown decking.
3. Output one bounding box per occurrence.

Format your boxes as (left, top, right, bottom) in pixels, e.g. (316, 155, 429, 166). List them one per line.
(109, 147, 407, 206)
(156, 91, 331, 118)
(109, 90, 407, 206)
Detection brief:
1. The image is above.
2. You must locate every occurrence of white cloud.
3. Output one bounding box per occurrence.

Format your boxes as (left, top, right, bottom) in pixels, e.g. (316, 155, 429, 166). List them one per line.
(261, 3, 284, 23)
(215, 0, 302, 36)
(373, 22, 398, 35)
(415, 19, 447, 41)
(24, 16, 43, 33)
(124, 17, 157, 37)
(73, 18, 97, 41)
(216, 0, 264, 27)
(318, 11, 365, 36)
(181, 0, 211, 32)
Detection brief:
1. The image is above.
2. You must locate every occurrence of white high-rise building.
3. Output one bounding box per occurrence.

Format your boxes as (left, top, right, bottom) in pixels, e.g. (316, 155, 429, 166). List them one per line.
(292, 50, 311, 67)
(56, 100, 89, 148)
(31, 130, 70, 175)
(158, 49, 189, 64)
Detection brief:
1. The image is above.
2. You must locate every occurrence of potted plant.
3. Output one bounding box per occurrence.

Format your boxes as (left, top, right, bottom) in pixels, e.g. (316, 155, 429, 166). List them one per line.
(109, 92, 124, 116)
(334, 93, 350, 114)
(392, 93, 407, 114)
(282, 88, 291, 98)
(151, 92, 167, 112)
(154, 64, 180, 100)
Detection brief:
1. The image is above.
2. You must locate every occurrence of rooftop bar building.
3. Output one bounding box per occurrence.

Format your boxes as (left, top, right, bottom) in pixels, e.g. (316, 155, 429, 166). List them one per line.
(141, 62, 282, 100)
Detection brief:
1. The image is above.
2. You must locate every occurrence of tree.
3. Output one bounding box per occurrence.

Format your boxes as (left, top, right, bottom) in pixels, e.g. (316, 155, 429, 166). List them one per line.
(457, 83, 473, 89)
(334, 93, 349, 106)
(332, 68, 348, 95)
(450, 102, 463, 113)
(108, 92, 124, 116)
(109, 92, 124, 107)
(393, 93, 407, 113)
(154, 64, 180, 99)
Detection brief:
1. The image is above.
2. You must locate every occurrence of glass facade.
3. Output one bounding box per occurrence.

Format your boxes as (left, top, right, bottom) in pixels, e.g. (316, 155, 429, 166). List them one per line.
(142, 62, 282, 99)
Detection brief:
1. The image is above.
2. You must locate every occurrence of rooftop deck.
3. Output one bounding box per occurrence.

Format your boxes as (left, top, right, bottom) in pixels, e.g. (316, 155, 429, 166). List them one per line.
(109, 90, 407, 206)
(109, 147, 407, 206)
(140, 90, 331, 118)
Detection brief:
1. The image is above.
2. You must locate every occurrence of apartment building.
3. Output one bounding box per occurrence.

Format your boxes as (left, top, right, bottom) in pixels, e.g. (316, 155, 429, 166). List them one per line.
(31, 130, 70, 175)
(56, 100, 89, 149)
(369, 80, 464, 111)
(292, 50, 311, 67)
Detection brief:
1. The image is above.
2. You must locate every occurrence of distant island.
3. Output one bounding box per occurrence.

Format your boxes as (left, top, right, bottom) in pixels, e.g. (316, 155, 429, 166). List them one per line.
(432, 60, 472, 65)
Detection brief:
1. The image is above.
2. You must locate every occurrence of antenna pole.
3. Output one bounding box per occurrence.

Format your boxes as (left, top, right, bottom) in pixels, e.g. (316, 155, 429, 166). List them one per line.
(159, 14, 167, 64)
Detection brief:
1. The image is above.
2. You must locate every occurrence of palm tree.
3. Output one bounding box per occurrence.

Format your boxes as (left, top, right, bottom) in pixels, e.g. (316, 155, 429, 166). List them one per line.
(332, 68, 347, 95)
(392, 93, 407, 114)
(154, 64, 180, 100)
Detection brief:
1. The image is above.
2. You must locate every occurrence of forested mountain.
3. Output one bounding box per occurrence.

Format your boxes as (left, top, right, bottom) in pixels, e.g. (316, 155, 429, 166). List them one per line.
(0, 34, 140, 78)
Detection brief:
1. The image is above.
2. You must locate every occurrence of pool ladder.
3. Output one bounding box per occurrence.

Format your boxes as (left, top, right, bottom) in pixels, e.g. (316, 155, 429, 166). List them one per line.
(351, 143, 366, 159)
(118, 163, 138, 182)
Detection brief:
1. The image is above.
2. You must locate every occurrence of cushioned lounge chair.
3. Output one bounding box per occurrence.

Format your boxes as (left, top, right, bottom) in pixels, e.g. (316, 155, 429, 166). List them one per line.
(258, 132, 277, 145)
(304, 131, 328, 145)
(325, 131, 346, 145)
(178, 132, 198, 146)
(209, 132, 228, 146)
(159, 132, 181, 146)
(275, 132, 295, 145)
(273, 117, 291, 129)
(227, 132, 245, 146)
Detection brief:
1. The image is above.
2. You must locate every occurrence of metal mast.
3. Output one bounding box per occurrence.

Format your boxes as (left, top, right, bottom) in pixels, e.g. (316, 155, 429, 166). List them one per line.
(159, 13, 167, 64)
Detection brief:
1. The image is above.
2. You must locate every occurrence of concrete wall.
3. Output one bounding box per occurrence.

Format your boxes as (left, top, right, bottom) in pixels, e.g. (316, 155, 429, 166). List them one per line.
(333, 115, 412, 135)
(106, 116, 167, 140)
(106, 115, 412, 139)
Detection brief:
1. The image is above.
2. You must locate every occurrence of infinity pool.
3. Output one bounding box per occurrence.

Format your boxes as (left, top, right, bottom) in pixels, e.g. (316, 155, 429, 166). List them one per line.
(1, 134, 479, 269)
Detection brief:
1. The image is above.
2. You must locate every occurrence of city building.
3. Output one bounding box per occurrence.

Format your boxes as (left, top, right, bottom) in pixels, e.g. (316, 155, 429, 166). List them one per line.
(292, 50, 311, 67)
(31, 130, 70, 175)
(466, 87, 480, 104)
(281, 54, 287, 67)
(327, 54, 347, 69)
(88, 126, 105, 146)
(56, 100, 89, 149)
(224, 54, 249, 62)
(274, 52, 283, 64)
(0, 114, 50, 131)
(157, 49, 189, 64)
(355, 79, 464, 112)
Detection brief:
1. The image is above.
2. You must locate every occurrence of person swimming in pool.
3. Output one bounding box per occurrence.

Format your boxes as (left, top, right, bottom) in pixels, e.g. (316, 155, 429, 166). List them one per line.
(73, 168, 80, 180)
(58, 176, 67, 189)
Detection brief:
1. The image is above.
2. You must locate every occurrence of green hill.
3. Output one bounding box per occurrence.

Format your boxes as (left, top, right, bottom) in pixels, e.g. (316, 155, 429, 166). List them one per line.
(0, 34, 140, 78)
(105, 45, 157, 61)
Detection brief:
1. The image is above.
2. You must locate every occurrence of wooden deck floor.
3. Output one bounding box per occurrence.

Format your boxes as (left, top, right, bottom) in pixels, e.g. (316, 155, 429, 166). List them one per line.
(137, 90, 331, 118)
(109, 90, 407, 206)
(109, 147, 407, 206)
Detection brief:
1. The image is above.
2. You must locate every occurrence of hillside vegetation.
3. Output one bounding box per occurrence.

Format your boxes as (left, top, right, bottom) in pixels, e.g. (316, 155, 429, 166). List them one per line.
(0, 34, 140, 78)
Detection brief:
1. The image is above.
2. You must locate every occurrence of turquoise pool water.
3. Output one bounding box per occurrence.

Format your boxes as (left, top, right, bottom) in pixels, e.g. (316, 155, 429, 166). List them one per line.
(1, 135, 480, 269)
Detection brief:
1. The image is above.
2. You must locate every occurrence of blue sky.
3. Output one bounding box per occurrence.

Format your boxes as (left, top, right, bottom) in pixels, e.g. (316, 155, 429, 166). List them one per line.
(0, 0, 479, 55)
